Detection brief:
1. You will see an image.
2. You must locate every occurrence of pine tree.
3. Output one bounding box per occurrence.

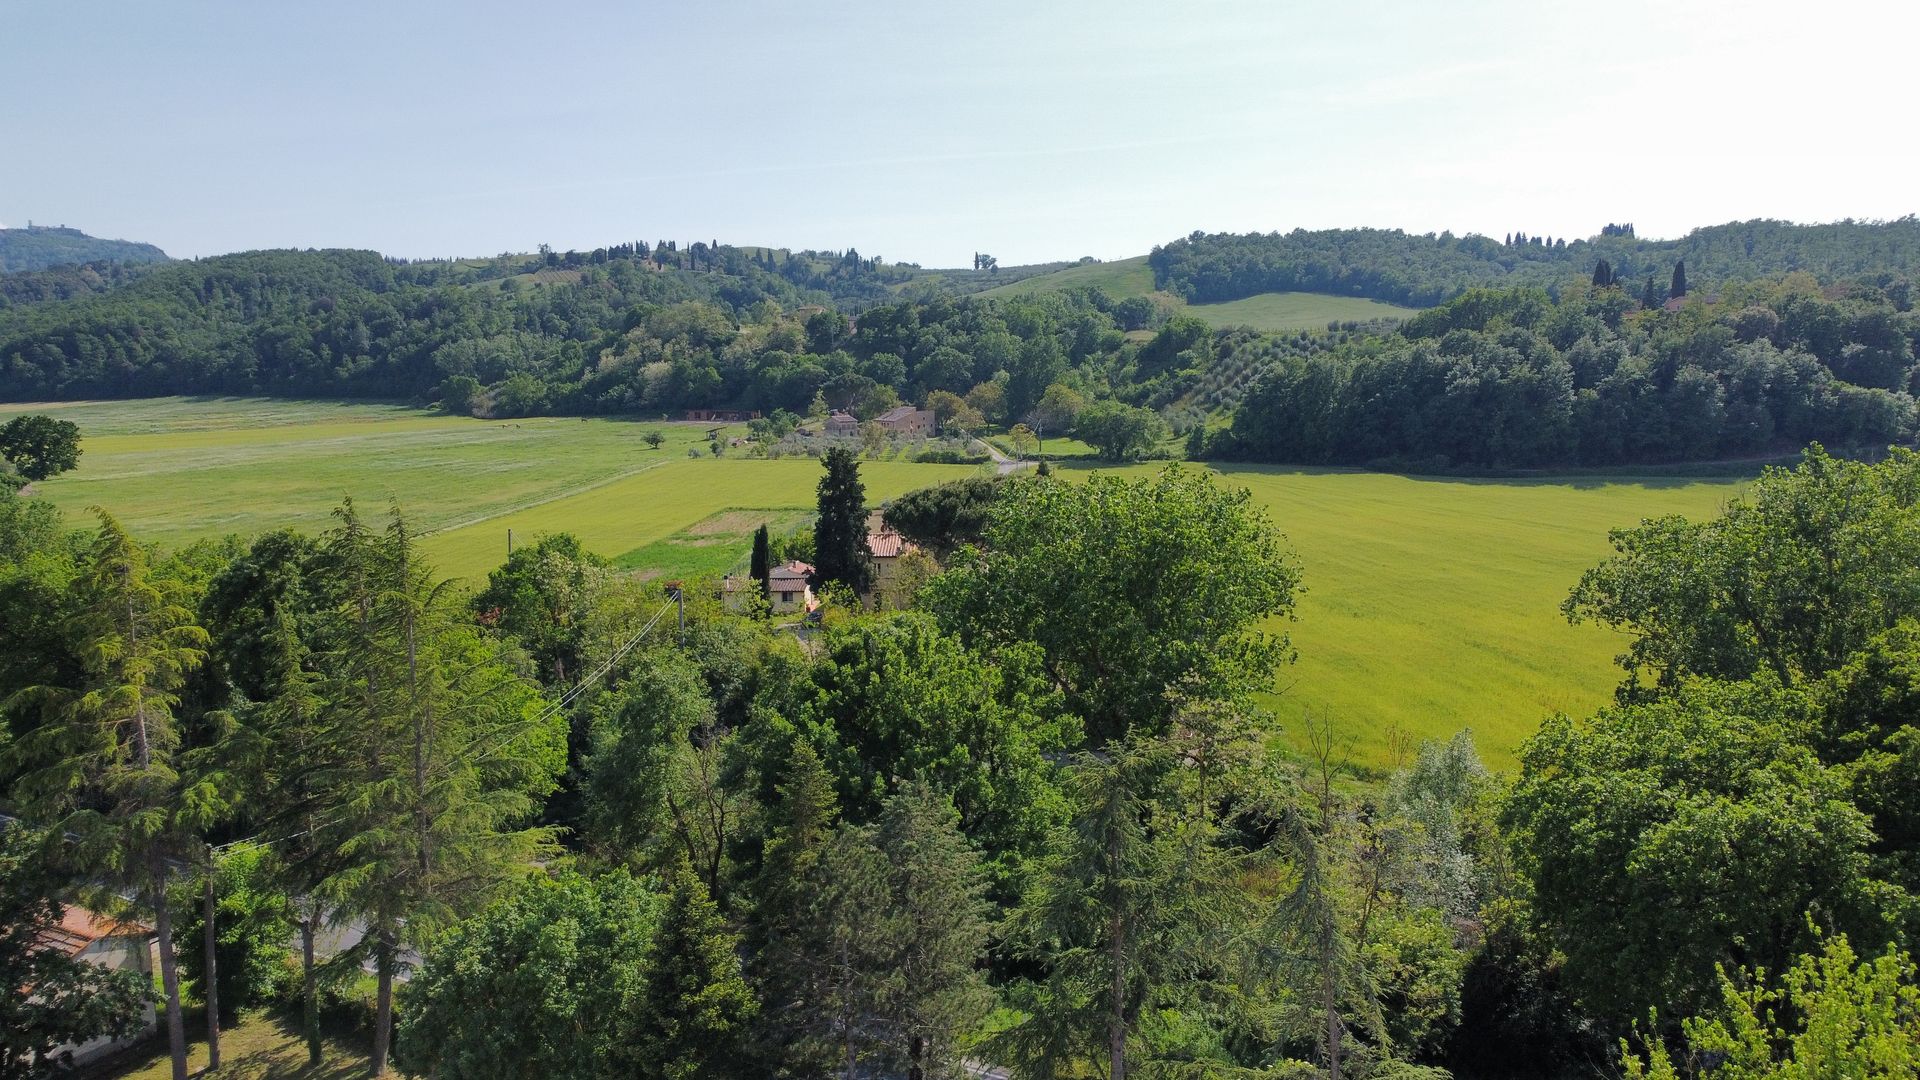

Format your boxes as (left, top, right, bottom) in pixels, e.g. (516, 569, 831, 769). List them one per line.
(874, 786, 992, 1080)
(812, 448, 872, 595)
(750, 524, 772, 607)
(1671, 259, 1689, 298)
(626, 870, 759, 1080)
(313, 503, 562, 1076)
(7, 512, 212, 1080)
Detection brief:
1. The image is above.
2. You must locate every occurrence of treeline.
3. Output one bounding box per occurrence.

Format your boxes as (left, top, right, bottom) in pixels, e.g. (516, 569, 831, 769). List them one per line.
(0, 225, 169, 274)
(1150, 217, 1920, 307)
(9, 452, 1920, 1078)
(1214, 275, 1920, 468)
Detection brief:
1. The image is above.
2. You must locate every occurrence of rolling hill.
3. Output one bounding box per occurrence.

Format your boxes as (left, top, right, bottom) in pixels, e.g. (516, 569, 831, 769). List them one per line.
(0, 225, 169, 273)
(981, 254, 1418, 331)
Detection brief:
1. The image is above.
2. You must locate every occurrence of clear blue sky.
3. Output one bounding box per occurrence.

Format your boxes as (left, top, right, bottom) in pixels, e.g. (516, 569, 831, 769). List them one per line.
(4, 0, 1913, 266)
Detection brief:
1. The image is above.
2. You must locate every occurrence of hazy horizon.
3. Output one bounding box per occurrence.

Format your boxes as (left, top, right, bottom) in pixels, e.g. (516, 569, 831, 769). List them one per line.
(5, 0, 1915, 266)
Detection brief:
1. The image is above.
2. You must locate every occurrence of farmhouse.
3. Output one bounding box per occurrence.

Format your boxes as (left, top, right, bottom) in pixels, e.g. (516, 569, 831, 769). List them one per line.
(865, 512, 922, 595)
(873, 405, 935, 437)
(33, 906, 158, 1068)
(824, 410, 860, 435)
(767, 560, 816, 614)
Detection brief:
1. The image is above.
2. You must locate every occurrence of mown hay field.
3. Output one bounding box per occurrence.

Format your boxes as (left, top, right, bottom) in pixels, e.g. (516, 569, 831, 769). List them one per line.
(3, 398, 1747, 767)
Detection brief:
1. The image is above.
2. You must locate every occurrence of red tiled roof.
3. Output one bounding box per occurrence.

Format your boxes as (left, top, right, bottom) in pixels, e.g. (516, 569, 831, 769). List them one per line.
(867, 530, 915, 558)
(36, 906, 150, 957)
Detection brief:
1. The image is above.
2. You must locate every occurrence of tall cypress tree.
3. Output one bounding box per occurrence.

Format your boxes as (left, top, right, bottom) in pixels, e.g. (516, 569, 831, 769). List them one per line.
(8, 512, 212, 1080)
(750, 524, 772, 605)
(1643, 274, 1661, 309)
(1671, 259, 1689, 298)
(1592, 260, 1613, 288)
(812, 448, 872, 595)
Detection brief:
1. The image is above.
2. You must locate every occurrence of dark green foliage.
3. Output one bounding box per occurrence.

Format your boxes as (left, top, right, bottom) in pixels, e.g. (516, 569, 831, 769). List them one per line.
(924, 467, 1300, 745)
(582, 652, 716, 860)
(625, 871, 758, 1080)
(1151, 218, 1920, 307)
(0, 415, 81, 481)
(748, 524, 771, 603)
(1671, 259, 1689, 299)
(396, 871, 661, 1080)
(880, 474, 1007, 556)
(1227, 283, 1920, 468)
(0, 225, 167, 274)
(0, 826, 156, 1080)
(811, 448, 871, 594)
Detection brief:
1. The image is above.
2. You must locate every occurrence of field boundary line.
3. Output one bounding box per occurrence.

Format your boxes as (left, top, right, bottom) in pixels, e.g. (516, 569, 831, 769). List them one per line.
(419, 456, 680, 538)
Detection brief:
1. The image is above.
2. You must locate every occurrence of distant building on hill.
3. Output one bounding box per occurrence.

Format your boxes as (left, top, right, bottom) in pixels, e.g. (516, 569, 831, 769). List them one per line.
(682, 408, 761, 423)
(864, 512, 921, 596)
(825, 410, 860, 436)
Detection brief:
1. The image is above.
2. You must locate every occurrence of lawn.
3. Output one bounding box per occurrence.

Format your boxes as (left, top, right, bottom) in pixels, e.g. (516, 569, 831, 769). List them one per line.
(979, 255, 1417, 332)
(5, 398, 1752, 768)
(1189, 291, 1417, 332)
(90, 1009, 376, 1080)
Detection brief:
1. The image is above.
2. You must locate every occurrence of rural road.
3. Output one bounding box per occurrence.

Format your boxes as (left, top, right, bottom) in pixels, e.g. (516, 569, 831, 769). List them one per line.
(976, 438, 1033, 475)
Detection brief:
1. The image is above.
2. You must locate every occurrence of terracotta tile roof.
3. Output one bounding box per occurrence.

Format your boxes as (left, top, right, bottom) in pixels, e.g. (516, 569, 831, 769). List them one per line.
(867, 530, 914, 558)
(36, 906, 150, 957)
(769, 560, 812, 581)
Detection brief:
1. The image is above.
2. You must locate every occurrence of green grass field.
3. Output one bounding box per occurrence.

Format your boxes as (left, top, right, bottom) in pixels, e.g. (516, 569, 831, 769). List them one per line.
(3, 398, 1750, 768)
(981, 255, 1417, 332)
(1189, 292, 1417, 332)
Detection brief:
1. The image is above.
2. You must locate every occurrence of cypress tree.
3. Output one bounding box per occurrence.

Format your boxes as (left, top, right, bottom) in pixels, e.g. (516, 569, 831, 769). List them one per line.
(1592, 260, 1613, 288)
(749, 524, 772, 606)
(812, 448, 872, 595)
(1643, 274, 1661, 309)
(1670, 259, 1689, 298)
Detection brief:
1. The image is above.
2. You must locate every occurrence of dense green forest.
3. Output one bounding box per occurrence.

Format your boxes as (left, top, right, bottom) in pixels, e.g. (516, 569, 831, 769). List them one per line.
(1149, 218, 1920, 307)
(1215, 274, 1920, 468)
(6, 450, 1920, 1079)
(0, 225, 169, 274)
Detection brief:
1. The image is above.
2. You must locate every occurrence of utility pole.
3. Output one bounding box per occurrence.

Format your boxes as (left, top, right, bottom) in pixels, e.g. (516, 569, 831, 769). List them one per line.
(507, 528, 513, 556)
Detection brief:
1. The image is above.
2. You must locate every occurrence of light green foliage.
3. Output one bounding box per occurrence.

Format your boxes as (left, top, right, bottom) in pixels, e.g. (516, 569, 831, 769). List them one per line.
(172, 845, 293, 1026)
(926, 466, 1301, 745)
(626, 871, 758, 1080)
(1623, 933, 1920, 1079)
(1073, 399, 1169, 461)
(470, 532, 607, 687)
(396, 871, 661, 1080)
(1503, 679, 1903, 1022)
(1567, 447, 1920, 691)
(800, 613, 1072, 887)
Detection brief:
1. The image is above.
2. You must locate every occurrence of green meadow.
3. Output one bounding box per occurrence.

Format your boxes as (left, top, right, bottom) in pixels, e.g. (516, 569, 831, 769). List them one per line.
(3, 398, 1749, 768)
(981, 255, 1417, 332)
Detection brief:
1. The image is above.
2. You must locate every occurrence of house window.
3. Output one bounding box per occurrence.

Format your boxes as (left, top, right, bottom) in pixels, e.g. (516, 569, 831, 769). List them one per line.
(780, 591, 794, 602)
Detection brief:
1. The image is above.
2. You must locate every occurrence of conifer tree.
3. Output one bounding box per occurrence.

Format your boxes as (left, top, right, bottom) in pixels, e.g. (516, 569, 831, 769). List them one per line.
(812, 448, 872, 594)
(874, 785, 993, 1080)
(1671, 259, 1689, 298)
(313, 503, 563, 1077)
(750, 524, 771, 605)
(1643, 274, 1661, 309)
(1592, 260, 1613, 288)
(7, 511, 212, 1080)
(626, 870, 759, 1080)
